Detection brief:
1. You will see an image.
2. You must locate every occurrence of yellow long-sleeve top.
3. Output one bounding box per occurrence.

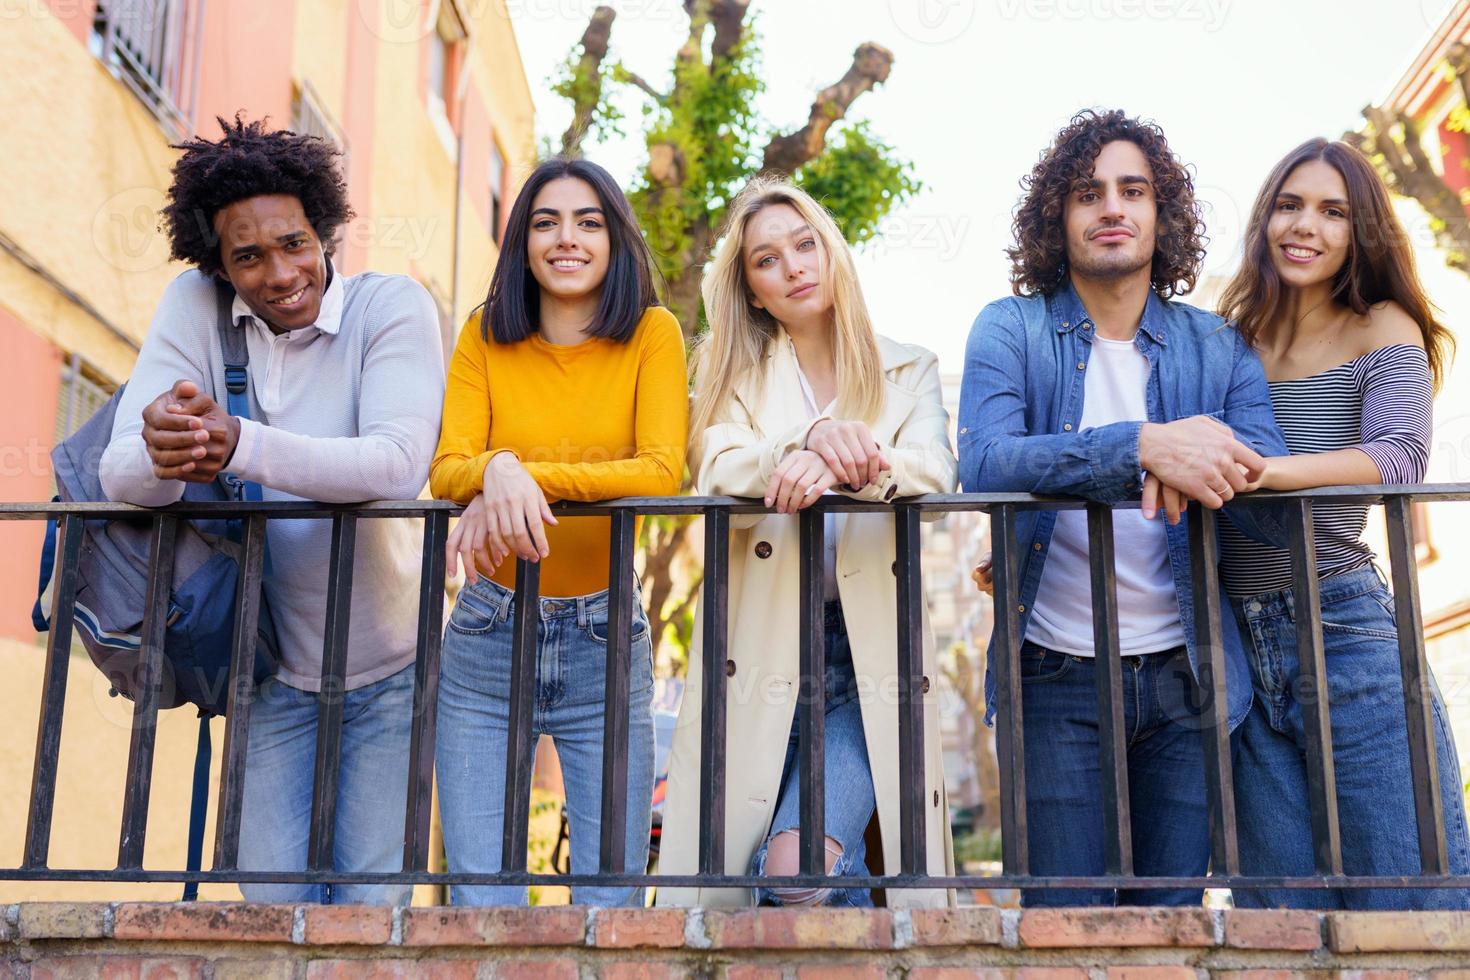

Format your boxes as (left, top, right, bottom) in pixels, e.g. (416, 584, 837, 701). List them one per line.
(430, 306, 688, 597)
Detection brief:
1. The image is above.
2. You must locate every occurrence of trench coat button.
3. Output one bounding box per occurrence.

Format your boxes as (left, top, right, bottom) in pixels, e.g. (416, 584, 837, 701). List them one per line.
(921, 675, 931, 694)
(726, 659, 736, 677)
(883, 484, 898, 501)
(933, 790, 940, 806)
(755, 541, 772, 559)
(891, 561, 898, 575)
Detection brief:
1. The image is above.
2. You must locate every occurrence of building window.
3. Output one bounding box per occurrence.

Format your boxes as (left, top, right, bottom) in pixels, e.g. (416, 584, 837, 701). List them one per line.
(91, 0, 204, 138)
(425, 0, 469, 154)
(291, 81, 348, 169)
(52, 355, 116, 493)
(488, 142, 505, 245)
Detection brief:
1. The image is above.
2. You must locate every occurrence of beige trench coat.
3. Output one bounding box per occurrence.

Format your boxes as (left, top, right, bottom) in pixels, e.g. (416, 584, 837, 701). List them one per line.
(656, 331, 958, 909)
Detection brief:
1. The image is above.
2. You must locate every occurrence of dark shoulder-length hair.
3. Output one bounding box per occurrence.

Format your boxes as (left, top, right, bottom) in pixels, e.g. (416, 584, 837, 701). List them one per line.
(482, 157, 660, 344)
(1218, 138, 1453, 387)
(1008, 108, 1206, 298)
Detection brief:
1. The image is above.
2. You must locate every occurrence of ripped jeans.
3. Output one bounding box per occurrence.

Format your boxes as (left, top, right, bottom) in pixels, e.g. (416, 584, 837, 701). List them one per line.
(750, 601, 876, 908)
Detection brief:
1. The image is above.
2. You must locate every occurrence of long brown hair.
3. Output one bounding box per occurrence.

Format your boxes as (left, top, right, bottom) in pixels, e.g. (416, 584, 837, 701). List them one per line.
(1218, 138, 1453, 387)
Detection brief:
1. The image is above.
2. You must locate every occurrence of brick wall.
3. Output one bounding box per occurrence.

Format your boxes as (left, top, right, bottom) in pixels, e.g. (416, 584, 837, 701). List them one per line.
(4, 904, 1470, 977)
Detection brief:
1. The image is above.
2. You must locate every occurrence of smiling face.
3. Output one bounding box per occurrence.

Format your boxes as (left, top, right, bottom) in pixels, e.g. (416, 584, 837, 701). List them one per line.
(741, 202, 831, 329)
(525, 176, 610, 305)
(1265, 158, 1351, 289)
(1063, 139, 1158, 284)
(214, 194, 328, 332)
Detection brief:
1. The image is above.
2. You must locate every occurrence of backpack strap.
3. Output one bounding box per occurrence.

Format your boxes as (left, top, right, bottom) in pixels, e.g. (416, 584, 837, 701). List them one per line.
(214, 284, 263, 509)
(181, 713, 211, 901)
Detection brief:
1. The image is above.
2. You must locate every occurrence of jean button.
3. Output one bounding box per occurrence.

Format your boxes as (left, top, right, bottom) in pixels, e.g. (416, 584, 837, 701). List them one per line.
(1247, 600, 1262, 614)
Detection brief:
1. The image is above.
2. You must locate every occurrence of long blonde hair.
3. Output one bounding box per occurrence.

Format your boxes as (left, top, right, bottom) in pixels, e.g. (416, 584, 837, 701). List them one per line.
(689, 177, 885, 457)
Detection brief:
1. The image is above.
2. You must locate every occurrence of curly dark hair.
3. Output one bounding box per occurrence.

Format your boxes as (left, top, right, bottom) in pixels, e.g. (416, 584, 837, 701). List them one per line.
(161, 114, 354, 277)
(1007, 108, 1206, 298)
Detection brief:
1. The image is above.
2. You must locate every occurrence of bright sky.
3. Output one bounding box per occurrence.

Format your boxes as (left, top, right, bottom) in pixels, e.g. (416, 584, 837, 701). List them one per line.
(507, 0, 1457, 368)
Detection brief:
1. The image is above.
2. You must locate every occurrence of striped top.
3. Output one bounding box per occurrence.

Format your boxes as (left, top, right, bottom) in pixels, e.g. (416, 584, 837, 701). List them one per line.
(1219, 344, 1432, 598)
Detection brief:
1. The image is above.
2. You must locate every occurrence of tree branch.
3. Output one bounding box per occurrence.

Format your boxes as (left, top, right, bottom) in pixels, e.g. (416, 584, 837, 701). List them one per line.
(559, 5, 617, 158)
(618, 67, 665, 102)
(761, 42, 894, 175)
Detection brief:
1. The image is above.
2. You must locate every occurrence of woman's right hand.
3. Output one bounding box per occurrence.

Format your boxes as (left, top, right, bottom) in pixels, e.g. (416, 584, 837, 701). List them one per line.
(446, 493, 499, 584)
(765, 449, 840, 514)
(806, 418, 888, 488)
(482, 451, 558, 562)
(972, 554, 994, 596)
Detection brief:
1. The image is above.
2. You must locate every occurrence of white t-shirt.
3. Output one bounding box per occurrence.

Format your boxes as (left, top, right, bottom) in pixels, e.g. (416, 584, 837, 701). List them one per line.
(792, 345, 843, 603)
(1025, 333, 1185, 657)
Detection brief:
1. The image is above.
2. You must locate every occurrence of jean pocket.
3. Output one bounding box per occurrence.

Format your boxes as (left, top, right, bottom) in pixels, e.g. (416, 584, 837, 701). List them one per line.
(584, 608, 651, 645)
(447, 585, 503, 635)
(1020, 646, 1073, 683)
(1319, 589, 1400, 642)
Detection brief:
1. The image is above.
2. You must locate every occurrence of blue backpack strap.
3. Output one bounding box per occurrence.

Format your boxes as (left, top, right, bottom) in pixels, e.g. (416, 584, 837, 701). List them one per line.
(32, 496, 60, 632)
(182, 713, 211, 902)
(214, 285, 270, 579)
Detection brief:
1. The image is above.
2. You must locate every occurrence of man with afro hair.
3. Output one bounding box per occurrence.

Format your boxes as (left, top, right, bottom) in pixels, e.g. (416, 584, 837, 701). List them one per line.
(100, 115, 445, 906)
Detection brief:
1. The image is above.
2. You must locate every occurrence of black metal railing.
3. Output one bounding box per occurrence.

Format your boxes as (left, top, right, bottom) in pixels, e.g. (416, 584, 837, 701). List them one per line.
(6, 487, 1470, 894)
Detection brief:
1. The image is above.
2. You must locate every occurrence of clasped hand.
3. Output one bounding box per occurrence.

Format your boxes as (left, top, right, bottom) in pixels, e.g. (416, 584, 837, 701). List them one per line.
(1138, 415, 1266, 524)
(141, 380, 241, 483)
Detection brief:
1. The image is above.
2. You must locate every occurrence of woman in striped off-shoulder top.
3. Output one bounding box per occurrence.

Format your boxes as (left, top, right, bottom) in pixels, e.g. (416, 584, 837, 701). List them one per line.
(1215, 138, 1468, 909)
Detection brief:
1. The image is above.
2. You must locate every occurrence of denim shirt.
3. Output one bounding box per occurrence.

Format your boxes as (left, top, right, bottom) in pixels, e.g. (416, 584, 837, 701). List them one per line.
(957, 281, 1289, 729)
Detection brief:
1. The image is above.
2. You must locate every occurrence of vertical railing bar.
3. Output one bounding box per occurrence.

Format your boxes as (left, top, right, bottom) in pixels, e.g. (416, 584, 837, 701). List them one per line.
(24, 514, 84, 869)
(599, 510, 636, 874)
(797, 506, 827, 876)
(1186, 504, 1239, 875)
(894, 504, 927, 876)
(307, 513, 357, 872)
(1384, 494, 1448, 875)
(500, 558, 540, 873)
(1086, 503, 1133, 877)
(117, 514, 178, 869)
(1287, 499, 1343, 876)
(698, 508, 730, 876)
(402, 510, 449, 871)
(212, 513, 267, 870)
(990, 503, 1028, 875)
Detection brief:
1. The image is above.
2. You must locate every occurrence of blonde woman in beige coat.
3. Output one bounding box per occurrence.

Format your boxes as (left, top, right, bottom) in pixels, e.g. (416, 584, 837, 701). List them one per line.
(656, 178, 957, 910)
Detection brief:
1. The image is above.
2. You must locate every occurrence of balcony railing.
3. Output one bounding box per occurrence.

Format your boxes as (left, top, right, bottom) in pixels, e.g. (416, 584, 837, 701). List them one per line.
(92, 0, 205, 139)
(6, 488, 1470, 894)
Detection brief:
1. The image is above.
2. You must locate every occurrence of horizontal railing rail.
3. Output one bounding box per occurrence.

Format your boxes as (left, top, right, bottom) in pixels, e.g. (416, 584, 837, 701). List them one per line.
(8, 486, 1470, 894)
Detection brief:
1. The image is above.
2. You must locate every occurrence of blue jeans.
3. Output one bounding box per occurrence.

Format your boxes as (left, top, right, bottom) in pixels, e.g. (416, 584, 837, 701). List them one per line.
(435, 577, 656, 907)
(236, 666, 415, 905)
(1230, 565, 1470, 909)
(751, 602, 876, 908)
(1019, 641, 1209, 907)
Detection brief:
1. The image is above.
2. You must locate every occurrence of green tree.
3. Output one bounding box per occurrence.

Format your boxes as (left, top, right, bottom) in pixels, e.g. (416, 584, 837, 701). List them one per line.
(553, 1, 921, 659)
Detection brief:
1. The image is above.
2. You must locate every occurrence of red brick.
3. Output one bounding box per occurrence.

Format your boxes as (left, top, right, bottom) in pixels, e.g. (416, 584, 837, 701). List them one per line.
(112, 902, 294, 943)
(18, 902, 109, 939)
(910, 969, 1011, 980)
(725, 968, 785, 980)
(910, 907, 1003, 946)
(592, 907, 686, 948)
(302, 905, 392, 946)
(796, 967, 885, 980)
(1216, 972, 1327, 980)
(602, 966, 683, 980)
(1106, 969, 1197, 980)
(213, 960, 299, 980)
(1431, 974, 1470, 980)
(1018, 908, 1214, 948)
(1328, 912, 1470, 952)
(703, 908, 892, 950)
(1225, 910, 1322, 951)
(1334, 974, 1411, 980)
(400, 906, 586, 946)
(1015, 972, 1088, 980)
(484, 961, 579, 980)
(31, 958, 204, 980)
(305, 962, 476, 980)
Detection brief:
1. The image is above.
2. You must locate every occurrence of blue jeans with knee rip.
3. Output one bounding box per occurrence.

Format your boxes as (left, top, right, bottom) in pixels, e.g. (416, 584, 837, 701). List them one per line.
(751, 602, 876, 908)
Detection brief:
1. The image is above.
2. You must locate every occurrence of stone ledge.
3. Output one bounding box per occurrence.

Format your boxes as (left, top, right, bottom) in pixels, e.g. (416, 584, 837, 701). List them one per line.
(6, 903, 1470, 978)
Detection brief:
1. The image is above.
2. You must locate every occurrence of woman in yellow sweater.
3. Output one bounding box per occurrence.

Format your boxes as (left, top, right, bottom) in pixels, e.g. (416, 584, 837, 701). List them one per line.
(429, 158, 687, 906)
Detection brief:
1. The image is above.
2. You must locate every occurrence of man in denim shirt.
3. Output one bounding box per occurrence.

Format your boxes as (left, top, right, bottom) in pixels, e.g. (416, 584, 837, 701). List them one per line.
(958, 110, 1288, 907)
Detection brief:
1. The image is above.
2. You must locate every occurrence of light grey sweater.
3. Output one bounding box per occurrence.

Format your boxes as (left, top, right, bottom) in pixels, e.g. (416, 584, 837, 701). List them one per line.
(100, 268, 446, 692)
